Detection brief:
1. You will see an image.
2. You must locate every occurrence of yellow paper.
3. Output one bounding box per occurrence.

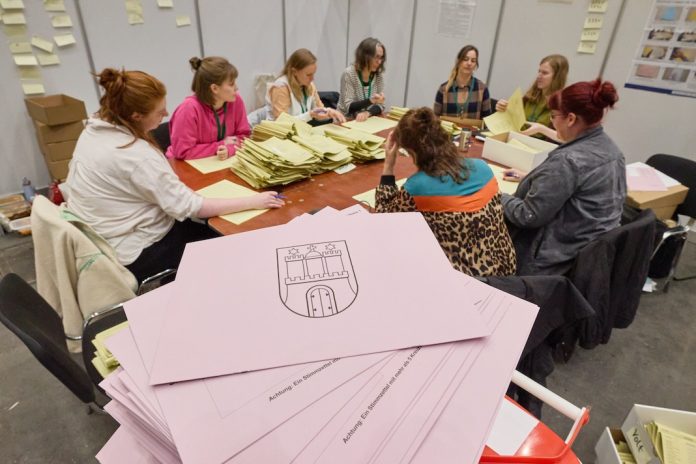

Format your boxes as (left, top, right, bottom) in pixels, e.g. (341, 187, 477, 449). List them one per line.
(176, 15, 191, 27)
(196, 180, 269, 225)
(0, 0, 24, 9)
(13, 53, 37, 66)
(9, 41, 32, 54)
(487, 163, 519, 195)
(37, 52, 60, 66)
(352, 178, 407, 209)
(3, 11, 26, 24)
(580, 29, 601, 42)
(588, 0, 608, 13)
(157, 0, 173, 7)
(22, 82, 45, 95)
(91, 355, 114, 378)
(20, 66, 41, 79)
(342, 117, 398, 134)
(54, 33, 76, 47)
(185, 155, 237, 174)
(3, 24, 28, 39)
(507, 138, 539, 153)
(483, 88, 525, 135)
(51, 13, 72, 27)
(584, 15, 603, 29)
(43, 0, 66, 12)
(31, 35, 54, 53)
(125, 0, 144, 25)
(645, 421, 696, 464)
(578, 41, 597, 54)
(93, 321, 129, 367)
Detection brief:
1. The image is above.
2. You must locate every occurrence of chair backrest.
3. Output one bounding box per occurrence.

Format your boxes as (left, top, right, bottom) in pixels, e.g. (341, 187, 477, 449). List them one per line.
(0, 273, 95, 404)
(151, 121, 171, 152)
(82, 305, 128, 393)
(646, 154, 696, 218)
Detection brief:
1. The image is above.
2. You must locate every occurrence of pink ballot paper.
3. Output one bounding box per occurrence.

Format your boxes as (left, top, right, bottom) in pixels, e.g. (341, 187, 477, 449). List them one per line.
(149, 212, 490, 384)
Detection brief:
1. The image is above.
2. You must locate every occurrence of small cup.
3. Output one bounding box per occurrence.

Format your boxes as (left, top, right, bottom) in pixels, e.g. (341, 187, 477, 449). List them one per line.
(458, 130, 471, 153)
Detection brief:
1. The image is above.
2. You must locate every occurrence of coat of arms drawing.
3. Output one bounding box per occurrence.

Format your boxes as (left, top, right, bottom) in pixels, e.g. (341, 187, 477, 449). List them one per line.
(277, 241, 358, 318)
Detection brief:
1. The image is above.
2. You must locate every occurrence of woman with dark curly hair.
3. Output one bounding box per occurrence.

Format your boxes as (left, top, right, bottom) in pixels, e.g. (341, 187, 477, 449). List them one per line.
(375, 107, 516, 276)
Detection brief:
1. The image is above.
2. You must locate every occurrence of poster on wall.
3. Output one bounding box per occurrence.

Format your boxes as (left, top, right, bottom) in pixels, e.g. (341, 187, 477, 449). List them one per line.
(625, 0, 696, 98)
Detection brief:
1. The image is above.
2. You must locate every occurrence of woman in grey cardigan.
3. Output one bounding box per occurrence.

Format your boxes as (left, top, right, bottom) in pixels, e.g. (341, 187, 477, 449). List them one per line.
(501, 79, 626, 276)
(337, 37, 386, 121)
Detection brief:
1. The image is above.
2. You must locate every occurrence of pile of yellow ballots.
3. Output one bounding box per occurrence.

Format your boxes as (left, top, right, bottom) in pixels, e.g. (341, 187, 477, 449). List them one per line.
(91, 321, 129, 377)
(320, 124, 385, 162)
(388, 106, 461, 137)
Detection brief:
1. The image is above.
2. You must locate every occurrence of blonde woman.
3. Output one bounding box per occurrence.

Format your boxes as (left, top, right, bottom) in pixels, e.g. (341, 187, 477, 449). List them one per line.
(496, 54, 569, 141)
(265, 48, 345, 123)
(433, 45, 492, 119)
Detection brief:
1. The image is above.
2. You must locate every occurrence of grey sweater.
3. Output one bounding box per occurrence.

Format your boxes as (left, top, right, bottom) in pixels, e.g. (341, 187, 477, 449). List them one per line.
(502, 126, 626, 275)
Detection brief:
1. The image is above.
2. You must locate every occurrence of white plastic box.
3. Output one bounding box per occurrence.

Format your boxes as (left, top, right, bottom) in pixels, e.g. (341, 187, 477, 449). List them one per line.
(482, 132, 557, 172)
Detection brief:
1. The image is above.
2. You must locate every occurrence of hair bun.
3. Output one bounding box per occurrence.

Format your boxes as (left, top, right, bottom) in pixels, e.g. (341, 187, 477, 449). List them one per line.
(189, 57, 203, 71)
(591, 79, 618, 109)
(97, 68, 126, 95)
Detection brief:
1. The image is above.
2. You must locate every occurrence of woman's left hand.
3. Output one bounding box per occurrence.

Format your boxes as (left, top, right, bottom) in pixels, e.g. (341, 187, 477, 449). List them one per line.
(383, 131, 398, 174)
(355, 111, 370, 122)
(329, 108, 346, 124)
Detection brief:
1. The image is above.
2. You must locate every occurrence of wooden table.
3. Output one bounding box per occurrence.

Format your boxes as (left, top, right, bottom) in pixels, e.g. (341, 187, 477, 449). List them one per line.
(170, 134, 484, 236)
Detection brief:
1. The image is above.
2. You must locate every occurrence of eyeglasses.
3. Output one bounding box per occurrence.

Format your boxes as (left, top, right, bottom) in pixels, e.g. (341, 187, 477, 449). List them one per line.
(373, 55, 384, 61)
(550, 112, 567, 120)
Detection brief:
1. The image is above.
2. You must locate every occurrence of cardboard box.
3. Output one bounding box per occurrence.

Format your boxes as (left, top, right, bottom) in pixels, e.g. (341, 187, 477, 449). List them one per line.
(626, 184, 689, 221)
(34, 119, 83, 144)
(482, 132, 557, 172)
(595, 427, 630, 464)
(25, 94, 87, 126)
(44, 157, 70, 181)
(621, 404, 696, 464)
(38, 139, 77, 162)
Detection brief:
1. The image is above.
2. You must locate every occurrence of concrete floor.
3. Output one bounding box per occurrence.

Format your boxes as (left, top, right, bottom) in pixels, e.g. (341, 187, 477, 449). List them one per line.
(0, 231, 694, 463)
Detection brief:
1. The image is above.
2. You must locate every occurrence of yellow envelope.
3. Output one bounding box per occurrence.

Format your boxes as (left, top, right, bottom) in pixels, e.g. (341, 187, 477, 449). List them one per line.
(196, 180, 269, 225)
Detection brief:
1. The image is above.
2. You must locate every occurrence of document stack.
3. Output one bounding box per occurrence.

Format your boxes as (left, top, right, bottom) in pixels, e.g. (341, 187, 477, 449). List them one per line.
(388, 106, 461, 137)
(95, 208, 539, 464)
(321, 124, 386, 162)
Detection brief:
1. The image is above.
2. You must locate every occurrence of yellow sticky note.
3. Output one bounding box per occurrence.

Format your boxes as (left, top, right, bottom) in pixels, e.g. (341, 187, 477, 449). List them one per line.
(196, 180, 269, 225)
(1, 0, 24, 9)
(176, 15, 191, 27)
(126, 0, 144, 25)
(54, 33, 76, 47)
(51, 14, 72, 27)
(583, 15, 603, 29)
(43, 0, 66, 12)
(9, 41, 32, 54)
(4, 24, 28, 38)
(580, 29, 601, 42)
(588, 0, 608, 13)
(157, 0, 173, 7)
(13, 54, 38, 66)
(22, 82, 45, 95)
(3, 11, 26, 24)
(37, 52, 60, 66)
(31, 35, 55, 53)
(20, 66, 41, 79)
(577, 41, 597, 54)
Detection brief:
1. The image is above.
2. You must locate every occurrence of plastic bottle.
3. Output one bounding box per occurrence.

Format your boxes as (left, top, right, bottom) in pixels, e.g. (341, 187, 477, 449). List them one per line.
(22, 177, 36, 203)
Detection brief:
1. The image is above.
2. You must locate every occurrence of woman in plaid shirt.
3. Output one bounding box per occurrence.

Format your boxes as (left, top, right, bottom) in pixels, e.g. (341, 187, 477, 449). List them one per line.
(433, 45, 492, 120)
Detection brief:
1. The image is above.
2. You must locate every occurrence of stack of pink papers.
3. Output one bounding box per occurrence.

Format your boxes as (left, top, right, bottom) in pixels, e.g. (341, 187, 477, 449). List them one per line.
(96, 207, 539, 463)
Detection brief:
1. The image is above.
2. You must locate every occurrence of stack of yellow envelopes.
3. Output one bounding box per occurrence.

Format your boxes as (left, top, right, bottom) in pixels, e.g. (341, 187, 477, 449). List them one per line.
(290, 133, 353, 172)
(322, 125, 385, 162)
(231, 137, 322, 188)
(388, 106, 461, 137)
(91, 321, 130, 378)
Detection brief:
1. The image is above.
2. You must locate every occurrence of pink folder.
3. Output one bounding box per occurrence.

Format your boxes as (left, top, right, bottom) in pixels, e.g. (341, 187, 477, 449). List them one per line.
(149, 213, 489, 384)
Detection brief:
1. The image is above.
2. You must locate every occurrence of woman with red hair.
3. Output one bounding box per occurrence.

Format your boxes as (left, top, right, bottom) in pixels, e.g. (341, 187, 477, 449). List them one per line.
(501, 79, 626, 275)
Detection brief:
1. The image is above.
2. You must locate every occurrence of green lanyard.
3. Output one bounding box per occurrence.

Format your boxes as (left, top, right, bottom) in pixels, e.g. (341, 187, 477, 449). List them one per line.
(213, 102, 227, 141)
(358, 72, 374, 100)
(454, 84, 472, 117)
(299, 87, 308, 113)
(528, 103, 543, 123)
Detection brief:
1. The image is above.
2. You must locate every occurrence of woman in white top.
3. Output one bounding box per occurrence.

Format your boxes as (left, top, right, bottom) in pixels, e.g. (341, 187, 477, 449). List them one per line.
(337, 37, 386, 121)
(266, 48, 345, 123)
(66, 68, 284, 282)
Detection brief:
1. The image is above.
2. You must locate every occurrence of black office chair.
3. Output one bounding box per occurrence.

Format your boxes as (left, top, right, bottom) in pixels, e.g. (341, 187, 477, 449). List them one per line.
(646, 154, 696, 284)
(0, 273, 102, 411)
(318, 91, 339, 109)
(151, 121, 171, 152)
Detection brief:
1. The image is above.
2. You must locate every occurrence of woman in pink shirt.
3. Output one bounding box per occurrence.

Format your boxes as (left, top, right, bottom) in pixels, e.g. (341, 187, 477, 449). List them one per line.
(167, 56, 251, 160)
